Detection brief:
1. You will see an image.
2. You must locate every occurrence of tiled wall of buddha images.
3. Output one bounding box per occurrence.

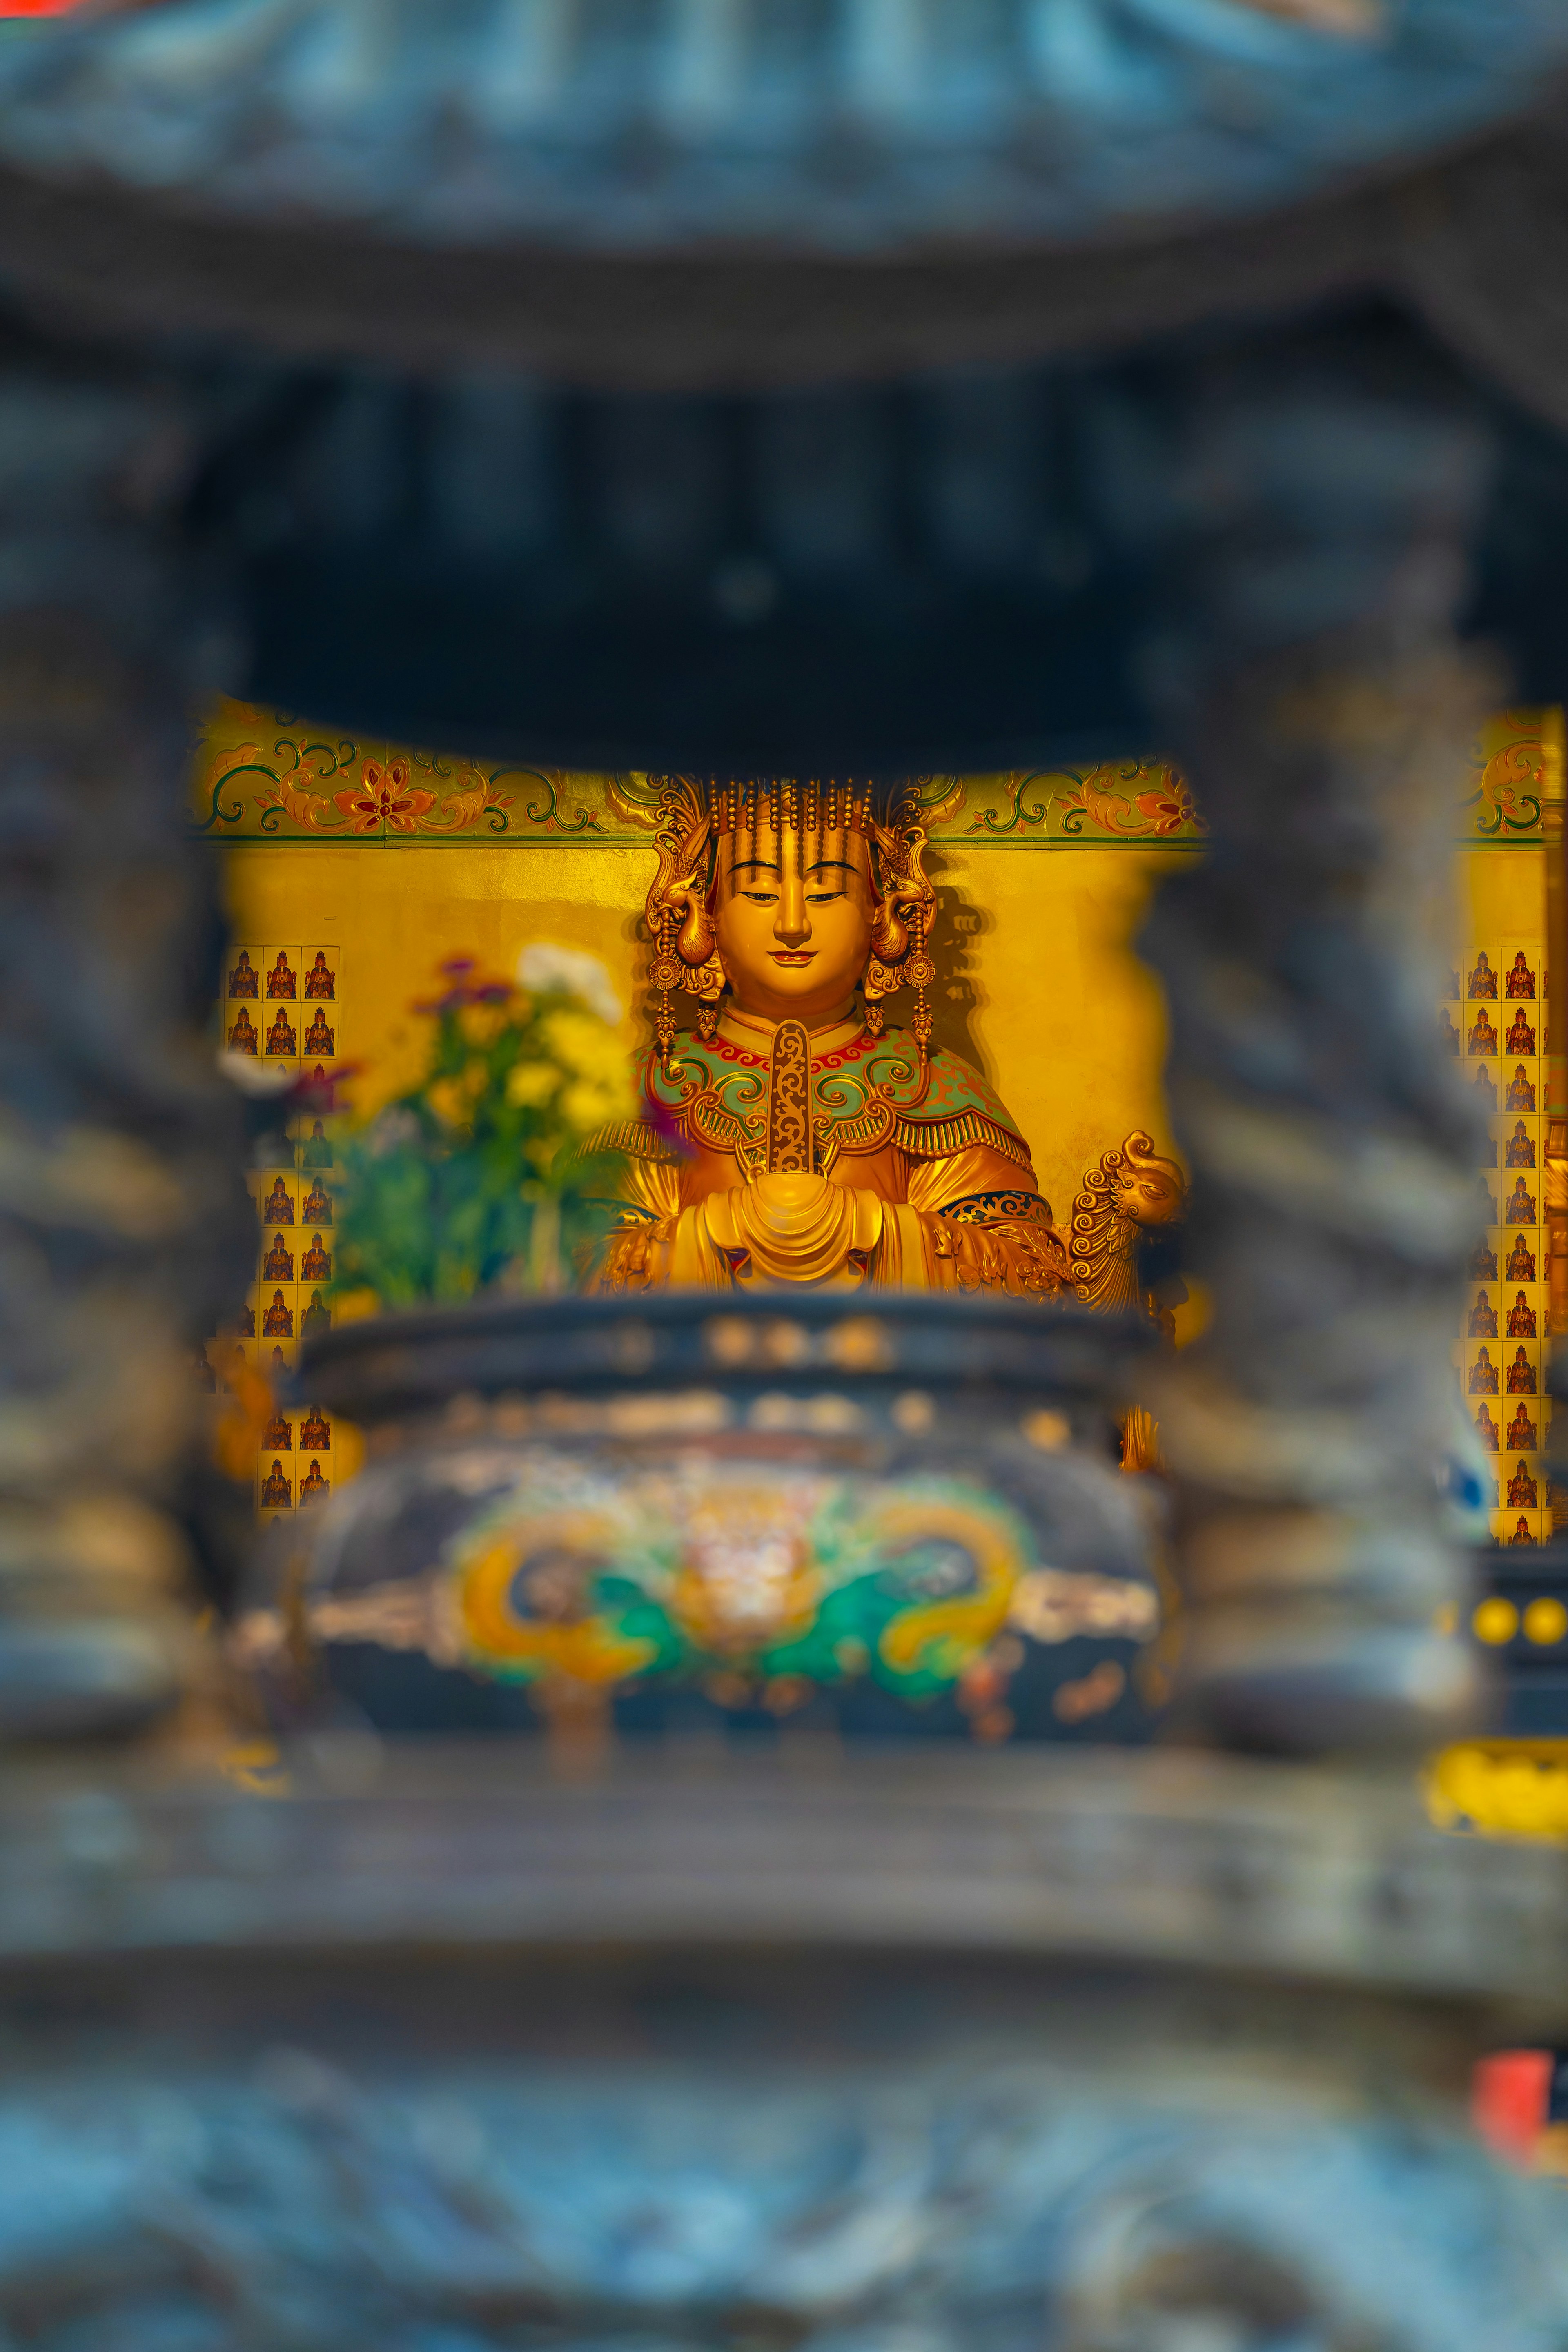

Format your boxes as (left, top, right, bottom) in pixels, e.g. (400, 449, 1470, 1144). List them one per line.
(208, 943, 343, 1520)
(1452, 936, 1555, 1544)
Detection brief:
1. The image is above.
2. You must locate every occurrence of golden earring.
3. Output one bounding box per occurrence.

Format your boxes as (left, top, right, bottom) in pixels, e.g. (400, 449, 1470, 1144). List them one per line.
(652, 906, 683, 1076)
(677, 900, 715, 967)
(870, 903, 909, 962)
(692, 947, 727, 1048)
(907, 902, 935, 1064)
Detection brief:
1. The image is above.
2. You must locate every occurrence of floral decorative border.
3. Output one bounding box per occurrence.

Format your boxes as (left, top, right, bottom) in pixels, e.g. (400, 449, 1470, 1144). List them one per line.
(962, 762, 1202, 842)
(190, 705, 1563, 848)
(1459, 712, 1564, 843)
(192, 709, 611, 842)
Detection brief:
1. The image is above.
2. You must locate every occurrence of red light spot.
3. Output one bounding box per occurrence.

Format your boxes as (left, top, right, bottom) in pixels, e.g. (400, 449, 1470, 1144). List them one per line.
(1473, 2049, 1553, 2166)
(0, 1, 96, 13)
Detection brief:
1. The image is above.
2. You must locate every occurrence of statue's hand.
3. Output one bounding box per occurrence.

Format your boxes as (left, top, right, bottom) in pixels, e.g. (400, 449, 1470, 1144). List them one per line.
(598, 1217, 670, 1293)
(728, 1171, 883, 1283)
(746, 1168, 838, 1221)
(933, 1215, 1069, 1298)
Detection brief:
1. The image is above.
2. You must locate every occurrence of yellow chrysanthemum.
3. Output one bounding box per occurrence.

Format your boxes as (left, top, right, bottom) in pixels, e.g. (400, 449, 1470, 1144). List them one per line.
(542, 1010, 633, 1094)
(427, 1076, 470, 1128)
(561, 1079, 629, 1136)
(506, 1062, 559, 1109)
(459, 1002, 511, 1047)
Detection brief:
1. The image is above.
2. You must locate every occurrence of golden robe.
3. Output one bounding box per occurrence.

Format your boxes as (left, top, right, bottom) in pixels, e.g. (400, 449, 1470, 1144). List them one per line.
(590, 1010, 1071, 1296)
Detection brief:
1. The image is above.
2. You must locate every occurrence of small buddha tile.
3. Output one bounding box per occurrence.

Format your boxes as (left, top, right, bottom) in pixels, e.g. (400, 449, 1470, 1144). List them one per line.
(263, 1003, 299, 1058)
(260, 1229, 296, 1285)
(300, 1177, 334, 1226)
(259, 1174, 298, 1227)
(258, 1459, 293, 1511)
(259, 1287, 296, 1343)
(1466, 1002, 1501, 1057)
(225, 1002, 261, 1056)
(264, 947, 299, 1001)
(1503, 1400, 1542, 1455)
(301, 1004, 336, 1058)
(297, 1460, 331, 1508)
(1502, 947, 1540, 1002)
(226, 943, 262, 1000)
(302, 947, 337, 1001)
(1466, 947, 1501, 999)
(299, 1232, 333, 1285)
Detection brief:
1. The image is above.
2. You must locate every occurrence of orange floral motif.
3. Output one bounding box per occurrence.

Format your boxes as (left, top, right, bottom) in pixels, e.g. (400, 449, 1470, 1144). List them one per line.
(418, 768, 518, 832)
(1059, 767, 1202, 839)
(965, 762, 1204, 840)
(334, 759, 437, 835)
(1471, 738, 1548, 837)
(251, 764, 347, 830)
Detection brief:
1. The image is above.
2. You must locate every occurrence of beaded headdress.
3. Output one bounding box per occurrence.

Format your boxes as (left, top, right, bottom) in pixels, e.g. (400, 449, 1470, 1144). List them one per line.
(644, 777, 937, 1072)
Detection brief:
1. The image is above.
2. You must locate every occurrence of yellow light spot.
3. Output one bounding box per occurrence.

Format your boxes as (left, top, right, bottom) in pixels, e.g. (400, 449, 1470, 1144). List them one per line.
(704, 1316, 753, 1367)
(758, 1318, 811, 1367)
(823, 1316, 893, 1372)
(1022, 1408, 1070, 1452)
(1474, 1597, 1519, 1645)
(1426, 1740, 1568, 1842)
(1525, 1596, 1568, 1646)
(1432, 1602, 1458, 1637)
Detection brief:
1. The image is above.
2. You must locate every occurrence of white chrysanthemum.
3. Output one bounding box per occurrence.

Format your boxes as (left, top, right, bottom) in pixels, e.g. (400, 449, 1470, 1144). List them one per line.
(517, 942, 623, 1028)
(215, 1051, 294, 1097)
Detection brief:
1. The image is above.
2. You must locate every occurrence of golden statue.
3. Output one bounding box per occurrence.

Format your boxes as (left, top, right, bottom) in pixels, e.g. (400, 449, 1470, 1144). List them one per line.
(590, 778, 1183, 1317)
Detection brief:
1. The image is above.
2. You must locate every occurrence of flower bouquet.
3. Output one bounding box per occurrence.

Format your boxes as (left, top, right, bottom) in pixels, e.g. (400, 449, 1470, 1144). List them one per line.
(332, 947, 634, 1310)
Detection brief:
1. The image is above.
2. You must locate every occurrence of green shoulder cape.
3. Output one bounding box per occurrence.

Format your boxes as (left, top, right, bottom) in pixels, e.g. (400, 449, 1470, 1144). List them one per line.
(592, 1026, 1036, 1176)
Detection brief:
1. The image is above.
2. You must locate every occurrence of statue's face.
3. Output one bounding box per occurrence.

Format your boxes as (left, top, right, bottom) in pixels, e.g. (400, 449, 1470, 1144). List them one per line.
(713, 824, 876, 1025)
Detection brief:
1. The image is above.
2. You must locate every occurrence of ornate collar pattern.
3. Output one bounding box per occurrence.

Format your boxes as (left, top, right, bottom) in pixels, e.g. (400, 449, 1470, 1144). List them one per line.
(594, 1025, 1036, 1181)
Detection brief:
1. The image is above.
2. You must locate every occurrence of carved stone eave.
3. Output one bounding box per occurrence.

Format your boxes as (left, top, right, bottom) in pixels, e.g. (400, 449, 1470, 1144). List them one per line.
(0, 3, 1562, 389)
(4, 1743, 1565, 2345)
(5, 1742, 1567, 2027)
(0, 0, 1553, 249)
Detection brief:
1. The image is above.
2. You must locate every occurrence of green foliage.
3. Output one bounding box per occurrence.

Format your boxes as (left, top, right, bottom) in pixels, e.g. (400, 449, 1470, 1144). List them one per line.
(332, 956, 633, 1310)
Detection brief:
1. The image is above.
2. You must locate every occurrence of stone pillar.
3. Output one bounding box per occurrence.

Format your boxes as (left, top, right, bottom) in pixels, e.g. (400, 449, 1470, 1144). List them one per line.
(1122, 319, 1500, 1752)
(0, 325, 249, 1739)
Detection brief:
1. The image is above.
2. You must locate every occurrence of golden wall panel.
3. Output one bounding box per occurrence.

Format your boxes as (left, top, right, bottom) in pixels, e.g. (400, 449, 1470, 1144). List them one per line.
(1452, 708, 1566, 1549)
(201, 700, 1566, 1543)
(208, 936, 345, 1521)
(218, 835, 1188, 1274)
